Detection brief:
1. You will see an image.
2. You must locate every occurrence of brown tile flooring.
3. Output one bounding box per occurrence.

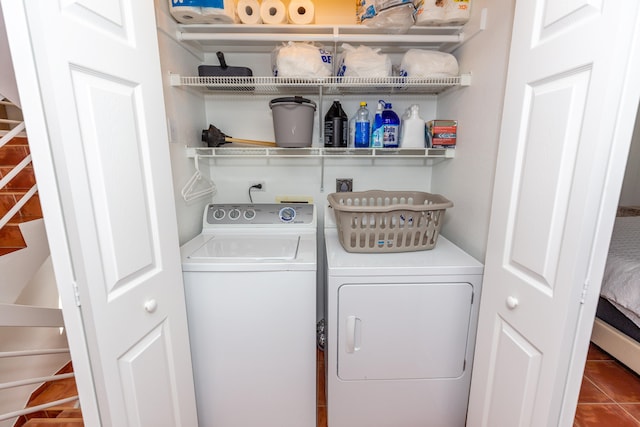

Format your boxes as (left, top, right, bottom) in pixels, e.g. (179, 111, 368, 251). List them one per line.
(574, 343, 640, 426)
(317, 348, 327, 427)
(17, 343, 640, 427)
(318, 343, 640, 427)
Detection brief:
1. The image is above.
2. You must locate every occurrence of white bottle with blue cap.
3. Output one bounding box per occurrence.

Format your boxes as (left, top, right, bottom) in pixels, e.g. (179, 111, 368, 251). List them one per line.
(400, 104, 426, 148)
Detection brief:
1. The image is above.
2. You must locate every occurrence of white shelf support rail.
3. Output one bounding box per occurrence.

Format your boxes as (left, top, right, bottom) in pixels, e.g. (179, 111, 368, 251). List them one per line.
(175, 24, 466, 48)
(185, 146, 455, 192)
(320, 155, 326, 192)
(178, 31, 464, 45)
(169, 74, 471, 95)
(447, 8, 488, 52)
(185, 146, 456, 158)
(318, 85, 324, 144)
(170, 13, 489, 53)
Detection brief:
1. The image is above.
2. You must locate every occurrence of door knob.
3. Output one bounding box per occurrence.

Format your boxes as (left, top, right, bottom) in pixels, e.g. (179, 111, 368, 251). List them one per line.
(144, 299, 158, 313)
(506, 296, 519, 309)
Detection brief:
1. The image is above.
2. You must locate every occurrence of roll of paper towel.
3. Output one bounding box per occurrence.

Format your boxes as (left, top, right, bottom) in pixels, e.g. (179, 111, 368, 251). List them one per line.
(261, 0, 287, 24)
(169, 0, 205, 24)
(444, 0, 471, 25)
(201, 0, 236, 23)
(288, 0, 315, 25)
(170, 6, 203, 23)
(415, 0, 446, 26)
(237, 0, 262, 24)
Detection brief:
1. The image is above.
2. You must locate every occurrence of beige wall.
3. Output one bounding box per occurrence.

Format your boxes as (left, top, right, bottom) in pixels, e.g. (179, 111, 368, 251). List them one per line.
(619, 105, 640, 206)
(0, 6, 20, 107)
(433, 0, 516, 261)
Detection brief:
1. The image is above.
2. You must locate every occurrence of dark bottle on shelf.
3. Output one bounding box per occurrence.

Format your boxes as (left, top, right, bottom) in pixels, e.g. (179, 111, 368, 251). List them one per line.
(324, 100, 348, 147)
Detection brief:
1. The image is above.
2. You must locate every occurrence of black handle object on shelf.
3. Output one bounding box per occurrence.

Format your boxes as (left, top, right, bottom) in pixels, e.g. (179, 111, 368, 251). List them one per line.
(201, 124, 276, 148)
(216, 51, 228, 69)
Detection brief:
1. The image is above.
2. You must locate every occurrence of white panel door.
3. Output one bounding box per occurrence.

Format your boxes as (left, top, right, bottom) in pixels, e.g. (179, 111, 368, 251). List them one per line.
(3, 0, 198, 425)
(468, 1, 640, 426)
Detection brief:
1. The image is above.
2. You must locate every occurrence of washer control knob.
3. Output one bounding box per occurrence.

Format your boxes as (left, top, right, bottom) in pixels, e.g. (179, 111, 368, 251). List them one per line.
(144, 299, 158, 313)
(244, 209, 256, 220)
(506, 296, 519, 310)
(228, 208, 241, 220)
(279, 207, 296, 223)
(212, 208, 225, 220)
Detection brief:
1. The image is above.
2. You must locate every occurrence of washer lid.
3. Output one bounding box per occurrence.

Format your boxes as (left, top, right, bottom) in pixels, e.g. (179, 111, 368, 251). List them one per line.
(188, 235, 299, 260)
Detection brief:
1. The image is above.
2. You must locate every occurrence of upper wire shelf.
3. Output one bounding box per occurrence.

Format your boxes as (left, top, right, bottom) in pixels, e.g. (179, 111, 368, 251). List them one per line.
(176, 24, 466, 53)
(170, 74, 471, 95)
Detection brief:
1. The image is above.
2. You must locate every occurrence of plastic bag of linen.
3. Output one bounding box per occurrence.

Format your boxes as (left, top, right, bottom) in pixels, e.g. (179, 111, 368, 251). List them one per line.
(358, 0, 471, 33)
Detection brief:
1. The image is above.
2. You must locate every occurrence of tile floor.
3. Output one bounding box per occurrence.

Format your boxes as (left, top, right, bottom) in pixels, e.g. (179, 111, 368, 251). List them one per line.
(574, 343, 640, 426)
(317, 343, 640, 427)
(17, 343, 639, 426)
(317, 348, 327, 427)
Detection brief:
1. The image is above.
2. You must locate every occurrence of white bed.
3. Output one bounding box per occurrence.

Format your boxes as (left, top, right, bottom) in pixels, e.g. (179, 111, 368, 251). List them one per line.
(591, 215, 640, 375)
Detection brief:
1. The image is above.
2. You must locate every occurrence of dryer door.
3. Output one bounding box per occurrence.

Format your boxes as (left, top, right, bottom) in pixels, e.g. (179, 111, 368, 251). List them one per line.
(337, 282, 473, 380)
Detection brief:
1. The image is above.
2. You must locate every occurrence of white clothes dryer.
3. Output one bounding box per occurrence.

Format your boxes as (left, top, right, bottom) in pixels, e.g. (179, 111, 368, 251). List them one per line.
(181, 203, 317, 427)
(324, 206, 483, 427)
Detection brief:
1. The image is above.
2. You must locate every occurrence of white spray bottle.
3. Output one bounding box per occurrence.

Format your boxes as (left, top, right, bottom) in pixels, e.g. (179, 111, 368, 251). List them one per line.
(400, 104, 426, 148)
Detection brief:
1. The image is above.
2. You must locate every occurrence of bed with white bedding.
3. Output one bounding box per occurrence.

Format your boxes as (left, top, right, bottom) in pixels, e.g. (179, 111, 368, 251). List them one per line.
(592, 215, 640, 374)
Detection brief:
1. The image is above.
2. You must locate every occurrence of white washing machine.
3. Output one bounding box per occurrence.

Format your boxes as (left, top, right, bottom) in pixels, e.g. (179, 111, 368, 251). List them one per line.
(181, 203, 317, 427)
(324, 207, 483, 427)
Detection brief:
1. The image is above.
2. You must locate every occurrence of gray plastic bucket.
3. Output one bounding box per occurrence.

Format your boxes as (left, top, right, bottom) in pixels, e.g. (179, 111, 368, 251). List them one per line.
(269, 96, 316, 148)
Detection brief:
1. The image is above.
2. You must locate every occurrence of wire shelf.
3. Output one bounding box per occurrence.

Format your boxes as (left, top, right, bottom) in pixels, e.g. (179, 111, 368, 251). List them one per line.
(185, 146, 455, 158)
(172, 74, 470, 95)
(175, 23, 467, 53)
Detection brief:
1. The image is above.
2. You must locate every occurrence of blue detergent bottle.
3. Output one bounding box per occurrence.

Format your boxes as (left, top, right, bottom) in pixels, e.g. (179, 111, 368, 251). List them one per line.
(381, 102, 400, 148)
